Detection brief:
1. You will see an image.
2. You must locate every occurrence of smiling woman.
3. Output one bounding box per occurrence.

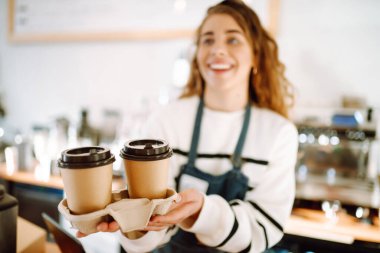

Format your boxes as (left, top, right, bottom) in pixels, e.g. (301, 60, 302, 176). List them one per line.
(182, 0, 294, 118)
(75, 1, 298, 253)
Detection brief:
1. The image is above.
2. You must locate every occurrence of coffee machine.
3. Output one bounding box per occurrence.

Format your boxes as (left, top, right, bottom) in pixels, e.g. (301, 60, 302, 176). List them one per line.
(294, 121, 379, 209)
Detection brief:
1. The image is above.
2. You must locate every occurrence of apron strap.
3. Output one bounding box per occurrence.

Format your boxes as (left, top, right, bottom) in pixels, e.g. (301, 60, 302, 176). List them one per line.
(187, 99, 204, 166)
(231, 103, 251, 168)
(187, 98, 251, 169)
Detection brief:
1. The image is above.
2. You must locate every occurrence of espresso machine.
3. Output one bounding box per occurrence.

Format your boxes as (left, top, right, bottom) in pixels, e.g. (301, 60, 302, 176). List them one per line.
(294, 118, 379, 214)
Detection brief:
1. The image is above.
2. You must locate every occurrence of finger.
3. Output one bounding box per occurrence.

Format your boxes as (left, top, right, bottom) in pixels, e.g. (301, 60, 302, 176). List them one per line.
(167, 193, 183, 212)
(147, 221, 169, 227)
(143, 225, 168, 231)
(175, 193, 182, 203)
(97, 222, 109, 232)
(172, 192, 182, 207)
(167, 191, 193, 213)
(108, 221, 120, 232)
(151, 203, 193, 224)
(178, 189, 200, 203)
(168, 189, 201, 211)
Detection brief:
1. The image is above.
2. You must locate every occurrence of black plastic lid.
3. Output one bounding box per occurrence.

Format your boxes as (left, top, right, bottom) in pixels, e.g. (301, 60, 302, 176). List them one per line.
(120, 139, 172, 161)
(57, 146, 115, 169)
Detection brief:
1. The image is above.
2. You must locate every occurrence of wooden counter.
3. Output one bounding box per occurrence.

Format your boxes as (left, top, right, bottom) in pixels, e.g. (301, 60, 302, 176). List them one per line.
(0, 163, 126, 191)
(17, 216, 61, 253)
(17, 216, 46, 253)
(285, 208, 380, 244)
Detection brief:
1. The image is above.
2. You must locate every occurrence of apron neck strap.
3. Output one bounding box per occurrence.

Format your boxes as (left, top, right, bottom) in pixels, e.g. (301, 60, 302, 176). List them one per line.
(187, 98, 251, 168)
(187, 98, 204, 165)
(231, 103, 251, 168)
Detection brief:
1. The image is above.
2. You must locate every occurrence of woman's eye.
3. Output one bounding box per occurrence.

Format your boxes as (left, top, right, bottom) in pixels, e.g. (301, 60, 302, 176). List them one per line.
(201, 38, 214, 45)
(227, 38, 239, 45)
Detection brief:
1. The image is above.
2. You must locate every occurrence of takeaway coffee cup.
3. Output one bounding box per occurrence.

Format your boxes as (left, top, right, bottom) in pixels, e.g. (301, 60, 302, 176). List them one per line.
(57, 146, 115, 214)
(120, 139, 173, 199)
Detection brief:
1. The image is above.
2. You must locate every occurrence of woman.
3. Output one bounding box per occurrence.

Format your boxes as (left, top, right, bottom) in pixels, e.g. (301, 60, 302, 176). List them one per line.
(79, 1, 298, 252)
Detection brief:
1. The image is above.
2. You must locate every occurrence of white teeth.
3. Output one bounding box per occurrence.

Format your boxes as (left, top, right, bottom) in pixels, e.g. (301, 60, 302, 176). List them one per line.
(210, 63, 231, 70)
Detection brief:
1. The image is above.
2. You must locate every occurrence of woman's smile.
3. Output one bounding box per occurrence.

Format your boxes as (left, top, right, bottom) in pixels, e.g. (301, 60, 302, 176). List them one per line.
(207, 60, 234, 75)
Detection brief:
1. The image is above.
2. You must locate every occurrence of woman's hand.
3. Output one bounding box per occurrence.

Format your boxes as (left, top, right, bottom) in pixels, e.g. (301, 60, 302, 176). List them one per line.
(76, 189, 204, 236)
(144, 188, 204, 231)
(76, 221, 120, 238)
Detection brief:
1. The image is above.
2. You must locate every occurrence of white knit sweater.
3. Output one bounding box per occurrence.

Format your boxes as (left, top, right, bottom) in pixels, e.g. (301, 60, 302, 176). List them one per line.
(119, 96, 298, 253)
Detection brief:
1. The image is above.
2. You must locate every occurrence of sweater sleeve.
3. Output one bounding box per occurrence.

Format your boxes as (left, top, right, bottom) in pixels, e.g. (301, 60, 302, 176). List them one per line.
(118, 228, 179, 253)
(179, 123, 298, 253)
(118, 230, 167, 253)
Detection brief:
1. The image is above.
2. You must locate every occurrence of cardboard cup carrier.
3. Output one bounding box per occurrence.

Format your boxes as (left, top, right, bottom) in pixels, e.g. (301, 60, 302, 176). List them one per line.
(57, 143, 178, 234)
(58, 146, 115, 215)
(120, 139, 173, 199)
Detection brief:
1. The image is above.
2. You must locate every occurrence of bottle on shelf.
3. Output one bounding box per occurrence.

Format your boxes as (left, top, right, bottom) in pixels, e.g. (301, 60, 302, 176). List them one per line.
(76, 109, 99, 147)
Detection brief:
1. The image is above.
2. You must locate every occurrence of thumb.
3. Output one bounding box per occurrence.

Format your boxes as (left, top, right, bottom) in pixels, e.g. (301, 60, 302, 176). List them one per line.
(168, 192, 183, 211)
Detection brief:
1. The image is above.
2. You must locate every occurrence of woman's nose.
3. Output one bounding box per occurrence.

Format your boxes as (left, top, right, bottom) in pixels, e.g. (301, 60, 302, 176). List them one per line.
(210, 43, 227, 56)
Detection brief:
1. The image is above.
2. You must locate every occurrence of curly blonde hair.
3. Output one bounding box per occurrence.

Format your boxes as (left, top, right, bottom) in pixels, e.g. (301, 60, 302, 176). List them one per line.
(181, 0, 294, 118)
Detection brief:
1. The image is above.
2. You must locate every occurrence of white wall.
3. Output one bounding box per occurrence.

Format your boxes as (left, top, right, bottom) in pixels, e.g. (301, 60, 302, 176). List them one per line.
(1, 38, 190, 129)
(0, 0, 195, 134)
(1, 0, 380, 135)
(278, 0, 380, 110)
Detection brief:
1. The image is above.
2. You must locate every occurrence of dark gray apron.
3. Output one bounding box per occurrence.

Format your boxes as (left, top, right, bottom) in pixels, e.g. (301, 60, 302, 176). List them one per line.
(154, 99, 251, 253)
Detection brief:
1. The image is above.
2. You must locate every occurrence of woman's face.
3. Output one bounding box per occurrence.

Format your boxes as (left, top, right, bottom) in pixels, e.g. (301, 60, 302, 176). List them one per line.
(197, 14, 253, 94)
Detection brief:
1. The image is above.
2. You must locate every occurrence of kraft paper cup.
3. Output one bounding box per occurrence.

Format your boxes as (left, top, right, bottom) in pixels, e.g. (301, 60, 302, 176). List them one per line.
(58, 146, 115, 214)
(120, 139, 172, 199)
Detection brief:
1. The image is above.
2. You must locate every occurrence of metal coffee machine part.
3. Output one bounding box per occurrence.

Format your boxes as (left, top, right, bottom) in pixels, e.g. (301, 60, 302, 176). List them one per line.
(295, 123, 379, 208)
(0, 184, 18, 253)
